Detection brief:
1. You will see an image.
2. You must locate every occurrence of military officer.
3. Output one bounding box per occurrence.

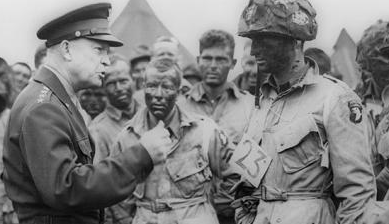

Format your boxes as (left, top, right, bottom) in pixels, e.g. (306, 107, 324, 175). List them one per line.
(2, 3, 171, 224)
(231, 0, 376, 224)
(112, 58, 236, 224)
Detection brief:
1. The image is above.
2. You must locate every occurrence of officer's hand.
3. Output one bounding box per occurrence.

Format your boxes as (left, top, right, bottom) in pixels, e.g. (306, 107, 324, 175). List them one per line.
(140, 120, 171, 165)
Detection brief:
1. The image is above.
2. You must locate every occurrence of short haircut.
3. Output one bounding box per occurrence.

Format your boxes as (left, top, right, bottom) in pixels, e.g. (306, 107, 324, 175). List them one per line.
(12, 62, 32, 73)
(146, 58, 182, 88)
(199, 29, 235, 57)
(304, 48, 331, 75)
(34, 43, 47, 69)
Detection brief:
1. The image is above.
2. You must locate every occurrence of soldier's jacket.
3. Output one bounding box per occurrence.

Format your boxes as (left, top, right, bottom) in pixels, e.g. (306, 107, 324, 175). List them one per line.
(111, 105, 235, 224)
(179, 82, 254, 211)
(2, 67, 154, 224)
(90, 101, 141, 163)
(89, 101, 142, 224)
(237, 60, 376, 224)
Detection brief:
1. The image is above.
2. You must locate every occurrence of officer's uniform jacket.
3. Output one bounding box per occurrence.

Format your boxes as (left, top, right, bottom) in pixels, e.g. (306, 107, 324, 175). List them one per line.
(2, 67, 154, 224)
(180, 82, 254, 208)
(90, 100, 141, 163)
(239, 61, 376, 224)
(112, 105, 234, 224)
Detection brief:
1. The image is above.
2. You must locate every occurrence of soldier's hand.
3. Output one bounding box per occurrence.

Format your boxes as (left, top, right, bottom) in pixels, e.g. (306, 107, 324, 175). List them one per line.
(140, 120, 171, 165)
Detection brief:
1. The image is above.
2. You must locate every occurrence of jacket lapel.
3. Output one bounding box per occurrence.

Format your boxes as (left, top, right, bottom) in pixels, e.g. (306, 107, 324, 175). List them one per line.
(33, 67, 88, 134)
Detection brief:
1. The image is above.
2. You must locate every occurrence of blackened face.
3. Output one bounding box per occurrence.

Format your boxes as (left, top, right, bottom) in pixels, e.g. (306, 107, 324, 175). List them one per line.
(370, 48, 389, 90)
(250, 35, 296, 74)
(144, 68, 179, 121)
(78, 87, 106, 119)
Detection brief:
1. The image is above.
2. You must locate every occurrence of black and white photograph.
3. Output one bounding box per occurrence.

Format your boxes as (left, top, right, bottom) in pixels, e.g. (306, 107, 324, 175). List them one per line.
(1, 0, 389, 223)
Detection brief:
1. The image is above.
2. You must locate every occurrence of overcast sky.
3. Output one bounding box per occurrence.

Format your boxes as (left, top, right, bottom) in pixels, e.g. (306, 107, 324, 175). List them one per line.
(1, 0, 389, 68)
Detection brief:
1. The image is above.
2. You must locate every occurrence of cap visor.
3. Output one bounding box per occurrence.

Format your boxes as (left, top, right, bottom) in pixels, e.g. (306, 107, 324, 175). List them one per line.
(85, 34, 123, 47)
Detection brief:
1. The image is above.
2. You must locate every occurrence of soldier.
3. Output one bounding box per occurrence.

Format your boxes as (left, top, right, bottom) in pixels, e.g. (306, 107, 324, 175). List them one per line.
(2, 3, 171, 224)
(231, 0, 376, 224)
(113, 58, 235, 224)
(0, 57, 18, 224)
(130, 45, 152, 91)
(180, 29, 254, 224)
(91, 53, 140, 163)
(357, 20, 389, 199)
(11, 62, 32, 95)
(78, 87, 106, 121)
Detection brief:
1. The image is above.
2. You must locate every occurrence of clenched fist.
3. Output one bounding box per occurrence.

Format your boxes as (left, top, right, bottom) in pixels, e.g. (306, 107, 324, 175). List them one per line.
(140, 120, 171, 165)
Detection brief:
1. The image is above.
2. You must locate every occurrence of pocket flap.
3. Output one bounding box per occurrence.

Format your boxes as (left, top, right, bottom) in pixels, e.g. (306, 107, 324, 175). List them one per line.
(77, 138, 92, 158)
(275, 115, 318, 153)
(166, 153, 208, 182)
(133, 183, 145, 199)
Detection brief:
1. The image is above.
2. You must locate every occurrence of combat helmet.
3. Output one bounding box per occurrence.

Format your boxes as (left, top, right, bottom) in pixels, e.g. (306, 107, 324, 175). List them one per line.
(357, 20, 389, 73)
(238, 0, 317, 41)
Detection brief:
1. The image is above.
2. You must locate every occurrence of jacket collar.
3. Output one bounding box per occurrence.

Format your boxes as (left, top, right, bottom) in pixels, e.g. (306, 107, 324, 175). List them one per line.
(187, 82, 243, 102)
(33, 66, 87, 135)
(33, 66, 74, 111)
(105, 99, 139, 121)
(261, 57, 321, 97)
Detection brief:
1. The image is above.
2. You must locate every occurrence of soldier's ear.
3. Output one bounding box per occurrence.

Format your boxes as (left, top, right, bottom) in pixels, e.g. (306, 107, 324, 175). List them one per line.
(58, 40, 72, 61)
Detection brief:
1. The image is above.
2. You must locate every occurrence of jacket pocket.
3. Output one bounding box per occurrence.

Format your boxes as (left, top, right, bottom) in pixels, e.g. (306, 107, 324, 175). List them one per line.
(274, 115, 323, 174)
(133, 183, 145, 199)
(166, 148, 212, 198)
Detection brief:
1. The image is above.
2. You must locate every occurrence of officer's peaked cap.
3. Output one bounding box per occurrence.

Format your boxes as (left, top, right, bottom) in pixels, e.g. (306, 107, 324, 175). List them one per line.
(37, 3, 123, 47)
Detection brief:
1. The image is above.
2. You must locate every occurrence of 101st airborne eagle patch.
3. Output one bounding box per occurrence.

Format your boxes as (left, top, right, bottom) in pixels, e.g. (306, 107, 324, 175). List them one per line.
(348, 101, 363, 124)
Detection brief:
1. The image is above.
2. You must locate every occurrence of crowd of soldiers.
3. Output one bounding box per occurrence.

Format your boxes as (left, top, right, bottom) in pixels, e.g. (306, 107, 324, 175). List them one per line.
(2, 0, 389, 224)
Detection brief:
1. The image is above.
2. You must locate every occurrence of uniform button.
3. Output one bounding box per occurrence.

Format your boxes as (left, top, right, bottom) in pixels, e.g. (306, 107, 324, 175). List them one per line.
(176, 174, 180, 178)
(280, 143, 284, 147)
(276, 218, 282, 223)
(198, 161, 203, 167)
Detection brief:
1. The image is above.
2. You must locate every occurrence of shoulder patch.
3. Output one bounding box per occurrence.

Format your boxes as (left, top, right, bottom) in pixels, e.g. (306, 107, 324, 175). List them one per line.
(37, 86, 50, 103)
(348, 100, 363, 124)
